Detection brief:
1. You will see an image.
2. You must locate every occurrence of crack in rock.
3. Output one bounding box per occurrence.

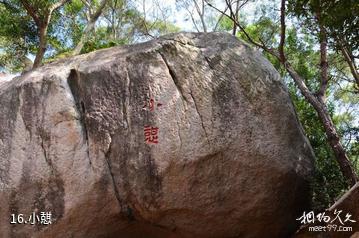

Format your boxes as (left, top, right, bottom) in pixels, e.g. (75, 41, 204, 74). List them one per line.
(103, 137, 124, 211)
(67, 69, 92, 167)
(157, 51, 188, 110)
(39, 132, 52, 172)
(189, 91, 211, 146)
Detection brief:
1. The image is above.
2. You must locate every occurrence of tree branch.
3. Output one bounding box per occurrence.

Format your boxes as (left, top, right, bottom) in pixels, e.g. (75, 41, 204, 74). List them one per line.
(72, 0, 109, 55)
(213, 5, 229, 31)
(315, 8, 329, 102)
(193, 0, 207, 32)
(187, 7, 201, 32)
(338, 41, 359, 89)
(207, 0, 358, 186)
(205, 0, 272, 52)
(49, 0, 71, 13)
(279, 0, 286, 63)
(20, 0, 41, 26)
(90, 0, 108, 21)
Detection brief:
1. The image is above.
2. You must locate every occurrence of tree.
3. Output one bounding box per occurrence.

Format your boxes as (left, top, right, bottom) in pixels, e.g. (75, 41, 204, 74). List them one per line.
(206, 0, 358, 186)
(139, 0, 181, 38)
(72, 0, 110, 55)
(65, 0, 180, 55)
(289, 0, 359, 90)
(1, 0, 180, 70)
(283, 27, 358, 209)
(225, 0, 251, 35)
(0, 1, 37, 72)
(176, 0, 208, 32)
(19, 0, 71, 68)
(285, 0, 359, 186)
(102, 0, 126, 40)
(176, 0, 227, 32)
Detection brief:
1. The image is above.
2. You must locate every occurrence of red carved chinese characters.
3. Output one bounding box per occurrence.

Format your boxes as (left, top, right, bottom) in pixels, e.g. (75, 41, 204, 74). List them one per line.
(144, 126, 159, 144)
(143, 96, 162, 145)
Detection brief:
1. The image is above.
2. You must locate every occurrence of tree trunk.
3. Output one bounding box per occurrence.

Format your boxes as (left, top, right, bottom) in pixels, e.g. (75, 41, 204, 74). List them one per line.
(193, 0, 207, 32)
(282, 1, 357, 187)
(20, 0, 70, 70)
(317, 102, 358, 186)
(32, 25, 48, 69)
(200, 14, 207, 33)
(286, 64, 358, 186)
(339, 43, 359, 89)
(231, 0, 240, 36)
(72, 20, 96, 55)
(206, 0, 359, 187)
(72, 0, 109, 56)
(316, 8, 328, 102)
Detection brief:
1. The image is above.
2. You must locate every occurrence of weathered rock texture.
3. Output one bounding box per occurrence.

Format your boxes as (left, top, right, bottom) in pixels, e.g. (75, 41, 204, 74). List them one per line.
(0, 32, 314, 238)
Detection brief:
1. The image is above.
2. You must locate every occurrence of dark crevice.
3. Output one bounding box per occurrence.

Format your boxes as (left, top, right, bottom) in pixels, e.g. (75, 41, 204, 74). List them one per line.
(204, 56, 215, 70)
(125, 207, 136, 222)
(104, 139, 121, 204)
(79, 101, 91, 163)
(39, 82, 53, 171)
(67, 69, 92, 166)
(39, 134, 52, 170)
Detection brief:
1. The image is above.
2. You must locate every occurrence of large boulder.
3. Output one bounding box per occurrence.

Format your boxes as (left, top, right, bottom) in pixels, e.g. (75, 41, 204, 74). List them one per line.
(0, 32, 314, 238)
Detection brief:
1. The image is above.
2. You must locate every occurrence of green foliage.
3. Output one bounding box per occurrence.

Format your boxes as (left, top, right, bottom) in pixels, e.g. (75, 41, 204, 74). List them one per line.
(288, 81, 347, 211)
(0, 0, 180, 71)
(235, 0, 358, 209)
(288, 0, 358, 61)
(0, 1, 37, 72)
(239, 17, 279, 47)
(216, 16, 234, 32)
(281, 27, 355, 209)
(282, 26, 358, 210)
(49, 0, 180, 57)
(80, 27, 129, 54)
(147, 20, 181, 36)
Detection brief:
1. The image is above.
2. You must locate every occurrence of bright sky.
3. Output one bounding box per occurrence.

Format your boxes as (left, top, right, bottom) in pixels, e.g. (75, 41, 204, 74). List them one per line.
(136, 0, 261, 32)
